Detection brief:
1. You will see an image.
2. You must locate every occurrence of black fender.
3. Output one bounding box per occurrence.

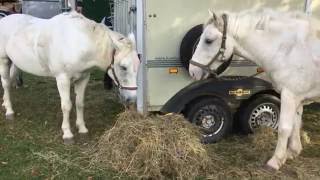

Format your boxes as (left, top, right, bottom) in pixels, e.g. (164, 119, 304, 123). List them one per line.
(161, 77, 275, 113)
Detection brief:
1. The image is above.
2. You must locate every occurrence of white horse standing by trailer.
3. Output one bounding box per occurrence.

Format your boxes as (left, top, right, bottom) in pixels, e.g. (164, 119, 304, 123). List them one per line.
(0, 12, 140, 143)
(189, 9, 320, 170)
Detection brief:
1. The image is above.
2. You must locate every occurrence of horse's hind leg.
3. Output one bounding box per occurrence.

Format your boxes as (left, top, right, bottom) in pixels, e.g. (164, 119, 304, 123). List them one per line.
(56, 75, 74, 144)
(16, 69, 23, 87)
(74, 73, 90, 134)
(266, 89, 299, 171)
(10, 64, 23, 88)
(287, 105, 303, 159)
(0, 57, 14, 120)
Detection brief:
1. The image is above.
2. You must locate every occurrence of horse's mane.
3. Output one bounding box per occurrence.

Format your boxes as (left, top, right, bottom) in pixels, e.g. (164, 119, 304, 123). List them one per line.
(206, 8, 320, 40)
(205, 8, 308, 25)
(54, 12, 134, 50)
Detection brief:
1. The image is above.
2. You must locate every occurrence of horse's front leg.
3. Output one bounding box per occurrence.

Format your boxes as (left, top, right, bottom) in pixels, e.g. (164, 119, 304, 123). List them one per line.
(266, 89, 300, 171)
(74, 73, 90, 134)
(0, 58, 14, 120)
(287, 105, 303, 160)
(56, 75, 73, 144)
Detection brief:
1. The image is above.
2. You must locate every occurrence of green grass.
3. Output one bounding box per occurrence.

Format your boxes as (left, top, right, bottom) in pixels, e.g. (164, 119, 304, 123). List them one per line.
(0, 72, 124, 179)
(0, 71, 319, 179)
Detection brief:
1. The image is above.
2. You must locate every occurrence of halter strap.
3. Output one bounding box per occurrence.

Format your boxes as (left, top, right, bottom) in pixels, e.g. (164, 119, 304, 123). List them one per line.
(107, 49, 138, 91)
(190, 13, 230, 77)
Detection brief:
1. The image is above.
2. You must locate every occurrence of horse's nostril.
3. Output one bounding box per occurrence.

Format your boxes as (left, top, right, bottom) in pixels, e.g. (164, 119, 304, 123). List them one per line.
(189, 71, 195, 78)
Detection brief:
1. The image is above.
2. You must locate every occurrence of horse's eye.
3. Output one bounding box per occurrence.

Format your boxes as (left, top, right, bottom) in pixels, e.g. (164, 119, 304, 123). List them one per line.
(205, 38, 213, 44)
(120, 65, 127, 71)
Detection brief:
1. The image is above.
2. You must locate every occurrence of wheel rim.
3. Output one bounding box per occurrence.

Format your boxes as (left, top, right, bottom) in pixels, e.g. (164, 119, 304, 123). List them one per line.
(193, 104, 225, 136)
(249, 103, 279, 130)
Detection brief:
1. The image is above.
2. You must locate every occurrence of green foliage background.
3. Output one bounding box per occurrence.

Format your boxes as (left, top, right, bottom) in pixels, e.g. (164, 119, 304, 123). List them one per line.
(83, 0, 111, 22)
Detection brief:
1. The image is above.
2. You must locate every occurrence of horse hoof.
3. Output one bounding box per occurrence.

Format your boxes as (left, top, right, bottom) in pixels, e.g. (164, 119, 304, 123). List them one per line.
(262, 164, 278, 173)
(6, 114, 14, 121)
(63, 138, 75, 145)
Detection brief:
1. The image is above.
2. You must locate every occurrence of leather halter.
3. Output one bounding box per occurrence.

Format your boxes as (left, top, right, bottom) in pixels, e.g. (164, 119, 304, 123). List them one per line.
(190, 14, 232, 77)
(106, 49, 138, 91)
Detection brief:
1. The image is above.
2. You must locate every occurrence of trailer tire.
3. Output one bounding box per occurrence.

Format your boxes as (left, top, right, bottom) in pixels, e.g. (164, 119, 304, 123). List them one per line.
(180, 24, 203, 70)
(239, 94, 280, 134)
(186, 97, 233, 143)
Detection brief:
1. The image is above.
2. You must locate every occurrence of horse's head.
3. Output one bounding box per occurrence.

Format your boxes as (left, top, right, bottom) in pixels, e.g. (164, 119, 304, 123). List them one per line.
(107, 32, 140, 104)
(189, 11, 234, 80)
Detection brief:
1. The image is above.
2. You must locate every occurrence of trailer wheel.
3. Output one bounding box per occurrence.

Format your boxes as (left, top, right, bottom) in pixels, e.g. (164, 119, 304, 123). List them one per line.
(180, 24, 203, 70)
(186, 98, 233, 143)
(239, 94, 280, 134)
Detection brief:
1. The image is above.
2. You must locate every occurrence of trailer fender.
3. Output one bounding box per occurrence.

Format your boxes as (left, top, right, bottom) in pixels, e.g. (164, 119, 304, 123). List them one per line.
(161, 77, 275, 114)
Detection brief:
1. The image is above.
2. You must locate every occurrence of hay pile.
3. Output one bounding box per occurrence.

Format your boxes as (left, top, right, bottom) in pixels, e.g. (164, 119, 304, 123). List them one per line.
(91, 111, 214, 179)
(90, 111, 319, 179)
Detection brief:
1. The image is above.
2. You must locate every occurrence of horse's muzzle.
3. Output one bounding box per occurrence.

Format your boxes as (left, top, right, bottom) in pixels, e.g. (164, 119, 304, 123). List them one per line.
(119, 88, 137, 104)
(189, 63, 207, 80)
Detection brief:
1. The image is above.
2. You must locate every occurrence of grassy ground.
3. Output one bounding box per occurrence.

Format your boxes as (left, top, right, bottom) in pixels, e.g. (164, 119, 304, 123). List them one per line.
(0, 72, 125, 179)
(0, 72, 319, 179)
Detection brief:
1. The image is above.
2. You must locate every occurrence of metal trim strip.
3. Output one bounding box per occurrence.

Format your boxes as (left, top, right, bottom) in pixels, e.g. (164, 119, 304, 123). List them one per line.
(146, 60, 256, 68)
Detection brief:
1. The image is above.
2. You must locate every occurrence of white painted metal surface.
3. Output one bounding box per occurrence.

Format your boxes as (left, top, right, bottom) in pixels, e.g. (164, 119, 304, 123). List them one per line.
(113, 0, 311, 113)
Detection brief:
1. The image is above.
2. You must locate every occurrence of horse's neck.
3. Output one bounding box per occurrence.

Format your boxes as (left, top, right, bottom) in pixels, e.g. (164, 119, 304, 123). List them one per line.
(227, 12, 306, 67)
(232, 39, 256, 62)
(227, 13, 260, 64)
(228, 12, 260, 41)
(92, 26, 114, 70)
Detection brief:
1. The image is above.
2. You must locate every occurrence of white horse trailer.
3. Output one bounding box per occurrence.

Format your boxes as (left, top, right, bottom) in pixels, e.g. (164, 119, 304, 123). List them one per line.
(22, 0, 72, 18)
(113, 0, 319, 142)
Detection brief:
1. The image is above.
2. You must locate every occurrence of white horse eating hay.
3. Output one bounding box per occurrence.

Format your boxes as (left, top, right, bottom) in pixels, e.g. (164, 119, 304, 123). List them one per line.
(189, 9, 320, 170)
(0, 12, 140, 143)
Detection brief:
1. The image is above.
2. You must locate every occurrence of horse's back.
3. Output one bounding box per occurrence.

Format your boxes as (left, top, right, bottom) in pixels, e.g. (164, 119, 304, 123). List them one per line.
(0, 14, 41, 57)
(5, 12, 106, 77)
(4, 15, 53, 76)
(46, 12, 108, 66)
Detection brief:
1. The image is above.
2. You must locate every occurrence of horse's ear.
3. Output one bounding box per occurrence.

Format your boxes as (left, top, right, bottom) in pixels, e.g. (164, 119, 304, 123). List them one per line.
(208, 9, 213, 16)
(127, 32, 136, 46)
(208, 9, 218, 22)
(108, 31, 125, 50)
(109, 36, 120, 50)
